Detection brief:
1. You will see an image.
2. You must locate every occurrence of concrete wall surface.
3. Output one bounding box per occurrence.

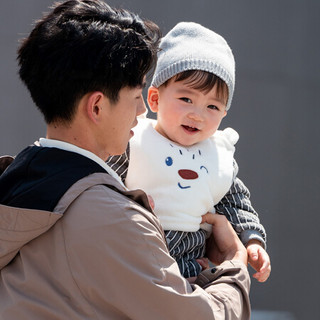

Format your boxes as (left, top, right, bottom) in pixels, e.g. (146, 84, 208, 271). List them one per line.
(1, 1, 320, 319)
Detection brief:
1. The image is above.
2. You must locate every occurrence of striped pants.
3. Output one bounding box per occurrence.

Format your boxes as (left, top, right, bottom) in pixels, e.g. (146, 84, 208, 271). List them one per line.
(165, 229, 207, 278)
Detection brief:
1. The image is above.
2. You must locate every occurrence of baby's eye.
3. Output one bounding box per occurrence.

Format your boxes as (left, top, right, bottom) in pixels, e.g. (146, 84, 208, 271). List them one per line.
(207, 105, 219, 111)
(180, 97, 192, 103)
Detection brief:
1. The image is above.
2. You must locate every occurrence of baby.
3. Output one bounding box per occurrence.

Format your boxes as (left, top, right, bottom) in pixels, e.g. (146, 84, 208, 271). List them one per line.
(108, 22, 270, 282)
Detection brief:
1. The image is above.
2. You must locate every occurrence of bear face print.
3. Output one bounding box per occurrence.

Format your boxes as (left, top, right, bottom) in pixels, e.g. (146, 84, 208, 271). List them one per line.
(164, 145, 209, 190)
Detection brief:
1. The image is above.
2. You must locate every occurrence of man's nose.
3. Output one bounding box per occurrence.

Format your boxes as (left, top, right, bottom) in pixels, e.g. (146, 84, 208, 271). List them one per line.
(137, 95, 147, 116)
(178, 169, 198, 180)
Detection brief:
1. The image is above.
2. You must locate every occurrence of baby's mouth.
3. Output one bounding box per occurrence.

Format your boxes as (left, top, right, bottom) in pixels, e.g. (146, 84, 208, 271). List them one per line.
(182, 125, 199, 132)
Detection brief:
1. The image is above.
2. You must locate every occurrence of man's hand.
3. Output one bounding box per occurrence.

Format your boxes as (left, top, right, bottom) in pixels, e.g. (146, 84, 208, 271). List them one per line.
(201, 213, 248, 266)
(247, 240, 271, 282)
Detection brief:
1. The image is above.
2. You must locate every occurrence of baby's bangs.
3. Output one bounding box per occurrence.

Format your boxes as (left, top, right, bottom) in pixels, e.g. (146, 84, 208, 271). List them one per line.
(175, 70, 228, 103)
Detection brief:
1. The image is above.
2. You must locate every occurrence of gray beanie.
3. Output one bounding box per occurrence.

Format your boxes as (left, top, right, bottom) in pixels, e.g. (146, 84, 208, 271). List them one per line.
(152, 22, 235, 110)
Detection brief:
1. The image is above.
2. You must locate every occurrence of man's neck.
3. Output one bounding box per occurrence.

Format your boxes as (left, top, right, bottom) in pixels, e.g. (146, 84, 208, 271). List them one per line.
(46, 121, 109, 161)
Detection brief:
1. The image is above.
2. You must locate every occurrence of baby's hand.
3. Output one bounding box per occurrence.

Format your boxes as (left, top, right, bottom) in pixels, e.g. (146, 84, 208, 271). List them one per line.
(247, 240, 271, 282)
(196, 257, 210, 271)
(147, 195, 155, 210)
(187, 258, 210, 284)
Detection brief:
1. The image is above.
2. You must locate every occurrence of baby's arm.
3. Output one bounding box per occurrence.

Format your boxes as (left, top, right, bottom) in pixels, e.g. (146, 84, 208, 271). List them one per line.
(214, 161, 270, 282)
(215, 176, 266, 247)
(106, 144, 130, 183)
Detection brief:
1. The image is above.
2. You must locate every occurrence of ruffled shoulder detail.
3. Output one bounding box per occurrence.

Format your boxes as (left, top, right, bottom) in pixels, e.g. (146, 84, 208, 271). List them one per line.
(213, 127, 239, 147)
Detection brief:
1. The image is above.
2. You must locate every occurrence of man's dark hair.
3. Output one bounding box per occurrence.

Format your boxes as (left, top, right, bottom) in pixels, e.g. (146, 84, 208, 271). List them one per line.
(18, 0, 161, 123)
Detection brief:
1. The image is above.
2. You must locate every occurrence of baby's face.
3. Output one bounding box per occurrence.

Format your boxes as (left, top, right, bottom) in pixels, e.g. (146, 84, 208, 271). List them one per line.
(152, 79, 227, 146)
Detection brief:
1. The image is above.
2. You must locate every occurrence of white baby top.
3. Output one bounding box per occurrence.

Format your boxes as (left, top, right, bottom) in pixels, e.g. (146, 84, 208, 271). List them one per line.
(126, 118, 239, 232)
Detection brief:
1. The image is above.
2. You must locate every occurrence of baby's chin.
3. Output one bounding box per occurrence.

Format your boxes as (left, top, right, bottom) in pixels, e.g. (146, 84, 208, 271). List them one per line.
(162, 129, 203, 147)
(171, 136, 201, 147)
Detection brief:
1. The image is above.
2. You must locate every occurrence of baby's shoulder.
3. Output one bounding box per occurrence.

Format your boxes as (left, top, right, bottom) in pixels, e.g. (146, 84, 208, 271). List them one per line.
(136, 117, 157, 132)
(212, 127, 239, 146)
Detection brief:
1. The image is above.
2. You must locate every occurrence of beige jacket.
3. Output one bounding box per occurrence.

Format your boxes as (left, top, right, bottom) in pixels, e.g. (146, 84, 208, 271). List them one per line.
(0, 172, 250, 319)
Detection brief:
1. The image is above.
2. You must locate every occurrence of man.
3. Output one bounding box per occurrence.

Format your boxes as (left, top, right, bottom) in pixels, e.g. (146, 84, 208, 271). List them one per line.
(0, 1, 250, 319)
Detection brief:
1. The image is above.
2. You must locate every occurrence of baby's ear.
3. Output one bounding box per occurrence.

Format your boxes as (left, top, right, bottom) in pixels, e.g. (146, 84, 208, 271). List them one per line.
(147, 86, 160, 112)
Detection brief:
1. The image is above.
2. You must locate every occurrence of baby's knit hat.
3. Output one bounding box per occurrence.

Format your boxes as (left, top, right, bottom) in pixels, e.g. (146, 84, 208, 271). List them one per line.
(151, 22, 235, 110)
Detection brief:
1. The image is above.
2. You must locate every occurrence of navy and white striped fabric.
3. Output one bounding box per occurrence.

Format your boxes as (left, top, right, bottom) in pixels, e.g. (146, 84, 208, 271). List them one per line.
(165, 229, 207, 278)
(107, 147, 130, 181)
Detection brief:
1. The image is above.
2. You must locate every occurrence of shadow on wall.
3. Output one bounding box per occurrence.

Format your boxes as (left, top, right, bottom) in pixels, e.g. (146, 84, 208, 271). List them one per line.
(252, 310, 296, 320)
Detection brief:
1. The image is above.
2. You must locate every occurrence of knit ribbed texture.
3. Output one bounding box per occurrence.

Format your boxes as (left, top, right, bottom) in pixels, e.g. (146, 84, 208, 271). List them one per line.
(152, 22, 235, 110)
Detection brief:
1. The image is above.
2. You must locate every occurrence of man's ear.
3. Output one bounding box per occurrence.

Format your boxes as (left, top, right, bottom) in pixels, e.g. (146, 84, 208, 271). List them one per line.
(86, 91, 104, 123)
(147, 86, 160, 112)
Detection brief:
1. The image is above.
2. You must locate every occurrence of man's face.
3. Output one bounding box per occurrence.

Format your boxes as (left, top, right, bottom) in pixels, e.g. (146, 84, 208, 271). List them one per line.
(150, 79, 227, 146)
(99, 84, 146, 158)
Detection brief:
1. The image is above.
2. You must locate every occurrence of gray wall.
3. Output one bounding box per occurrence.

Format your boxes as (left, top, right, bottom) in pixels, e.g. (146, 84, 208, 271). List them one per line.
(1, 1, 319, 319)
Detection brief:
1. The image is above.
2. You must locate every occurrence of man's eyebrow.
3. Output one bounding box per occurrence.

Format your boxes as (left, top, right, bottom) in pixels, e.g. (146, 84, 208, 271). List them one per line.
(140, 81, 147, 89)
(136, 82, 146, 89)
(137, 79, 147, 89)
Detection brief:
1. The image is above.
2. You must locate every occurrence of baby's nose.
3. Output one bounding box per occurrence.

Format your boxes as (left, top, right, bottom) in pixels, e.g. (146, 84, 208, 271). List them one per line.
(188, 111, 203, 122)
(178, 169, 198, 180)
